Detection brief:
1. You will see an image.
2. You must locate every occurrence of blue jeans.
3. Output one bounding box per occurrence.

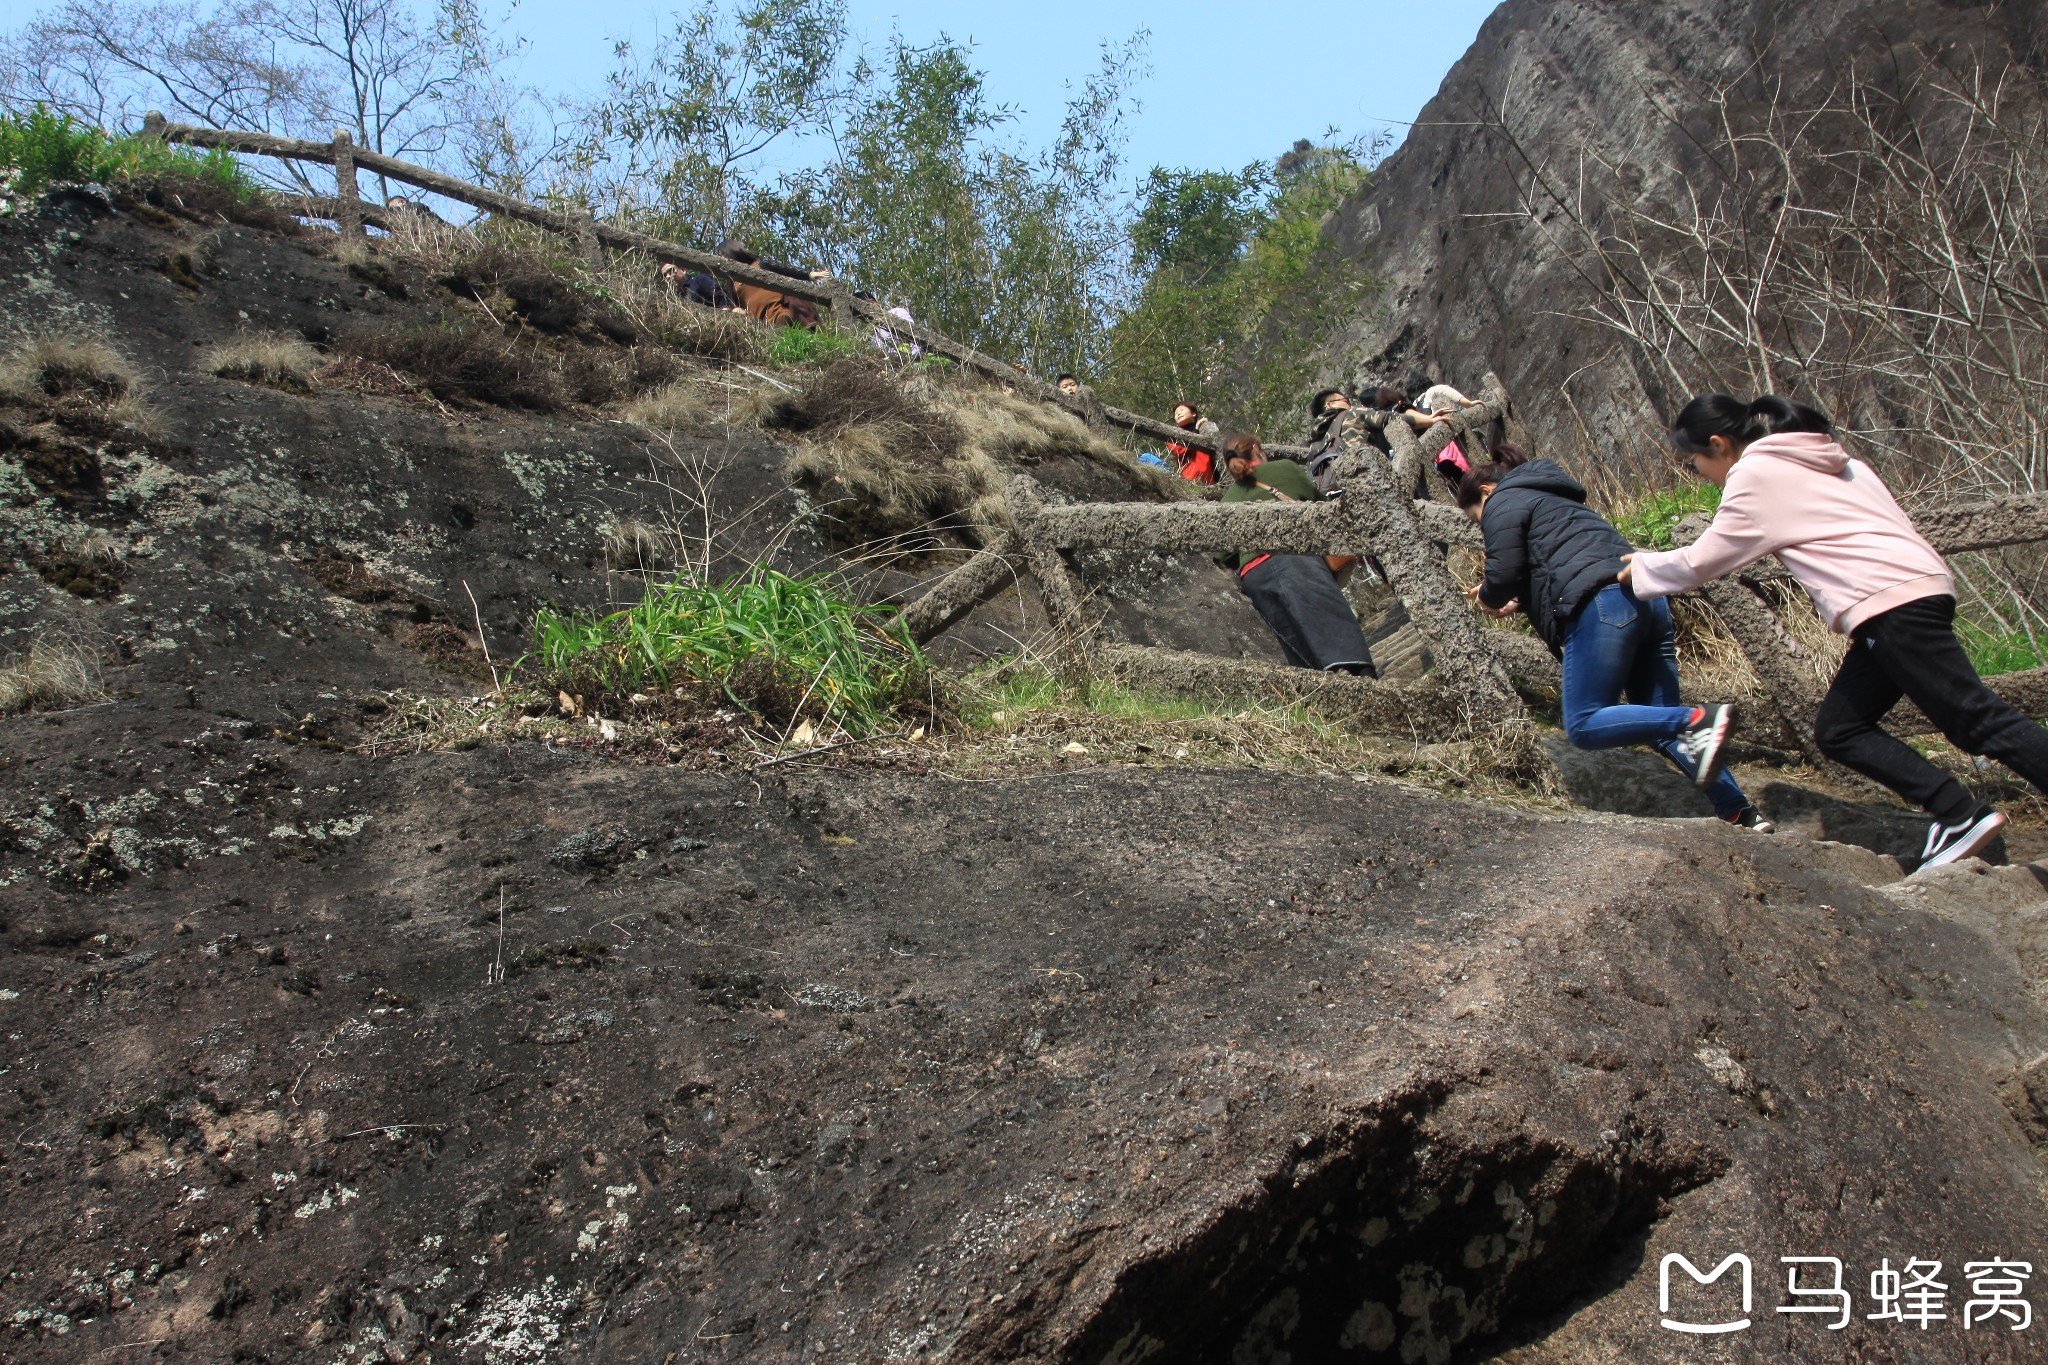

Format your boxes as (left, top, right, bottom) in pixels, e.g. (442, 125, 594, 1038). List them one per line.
(1561, 583, 1751, 818)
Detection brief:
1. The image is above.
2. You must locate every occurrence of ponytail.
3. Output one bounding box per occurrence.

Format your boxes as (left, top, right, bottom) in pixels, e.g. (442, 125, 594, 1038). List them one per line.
(1671, 393, 1833, 454)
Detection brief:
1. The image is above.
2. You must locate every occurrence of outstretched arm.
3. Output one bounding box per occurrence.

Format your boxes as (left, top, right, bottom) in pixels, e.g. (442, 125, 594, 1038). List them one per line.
(1627, 476, 1776, 597)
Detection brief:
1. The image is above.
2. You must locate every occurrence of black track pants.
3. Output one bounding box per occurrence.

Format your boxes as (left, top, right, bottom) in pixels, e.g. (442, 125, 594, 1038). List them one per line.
(1813, 594, 2048, 821)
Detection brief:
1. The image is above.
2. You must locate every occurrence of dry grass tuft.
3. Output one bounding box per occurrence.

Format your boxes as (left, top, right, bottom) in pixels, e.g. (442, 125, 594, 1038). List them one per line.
(630, 291, 767, 362)
(602, 517, 671, 573)
(622, 382, 717, 433)
(738, 384, 800, 427)
(777, 360, 959, 447)
(203, 335, 322, 390)
(0, 637, 105, 713)
(787, 421, 955, 526)
(0, 333, 138, 401)
(339, 323, 566, 411)
(938, 386, 1191, 502)
(780, 362, 1192, 552)
(369, 211, 481, 275)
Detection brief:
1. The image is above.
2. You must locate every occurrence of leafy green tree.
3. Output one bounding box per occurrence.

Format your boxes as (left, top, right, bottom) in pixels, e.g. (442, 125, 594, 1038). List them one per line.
(750, 32, 1142, 378)
(1103, 137, 1376, 437)
(1129, 166, 1259, 276)
(587, 0, 848, 241)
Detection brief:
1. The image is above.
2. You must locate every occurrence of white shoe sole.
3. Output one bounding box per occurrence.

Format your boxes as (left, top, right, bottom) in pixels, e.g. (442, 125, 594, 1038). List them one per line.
(1920, 811, 2007, 870)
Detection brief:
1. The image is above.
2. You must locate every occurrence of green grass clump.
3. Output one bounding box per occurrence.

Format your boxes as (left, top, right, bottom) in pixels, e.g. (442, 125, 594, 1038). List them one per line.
(0, 107, 262, 201)
(965, 670, 1218, 728)
(527, 568, 926, 734)
(766, 325, 862, 368)
(1959, 623, 2045, 678)
(1609, 481, 1722, 549)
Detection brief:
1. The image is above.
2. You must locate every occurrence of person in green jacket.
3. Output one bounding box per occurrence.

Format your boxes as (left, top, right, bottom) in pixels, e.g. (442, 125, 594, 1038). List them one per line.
(1219, 434, 1377, 675)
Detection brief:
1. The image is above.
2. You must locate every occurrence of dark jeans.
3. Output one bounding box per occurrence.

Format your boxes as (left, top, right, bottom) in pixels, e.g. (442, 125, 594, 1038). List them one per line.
(1814, 594, 2048, 822)
(1239, 555, 1376, 675)
(1562, 583, 1750, 818)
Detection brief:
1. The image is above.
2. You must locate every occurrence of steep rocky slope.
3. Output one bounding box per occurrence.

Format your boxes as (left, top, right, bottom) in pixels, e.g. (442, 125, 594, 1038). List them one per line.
(1284, 0, 2046, 452)
(3, 191, 2048, 1363)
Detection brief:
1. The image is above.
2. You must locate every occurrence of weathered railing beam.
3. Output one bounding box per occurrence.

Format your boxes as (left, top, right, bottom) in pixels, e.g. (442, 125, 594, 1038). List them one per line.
(330, 129, 363, 240)
(1907, 491, 2048, 555)
(1328, 446, 1523, 712)
(897, 537, 1020, 644)
(1096, 644, 1470, 736)
(1412, 500, 1482, 550)
(1032, 499, 1349, 555)
(1006, 477, 1097, 667)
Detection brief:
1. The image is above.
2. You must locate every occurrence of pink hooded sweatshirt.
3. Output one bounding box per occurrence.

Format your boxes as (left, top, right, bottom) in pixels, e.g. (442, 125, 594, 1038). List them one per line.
(1629, 432, 1952, 635)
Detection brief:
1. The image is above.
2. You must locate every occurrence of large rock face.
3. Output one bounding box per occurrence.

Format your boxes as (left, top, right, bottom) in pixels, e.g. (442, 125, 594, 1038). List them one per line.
(5, 189, 2048, 1363)
(6, 738, 2048, 1362)
(1288, 0, 2047, 453)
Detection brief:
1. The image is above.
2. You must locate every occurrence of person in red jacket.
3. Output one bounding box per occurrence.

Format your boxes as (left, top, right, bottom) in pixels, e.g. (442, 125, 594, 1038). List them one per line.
(1167, 402, 1221, 484)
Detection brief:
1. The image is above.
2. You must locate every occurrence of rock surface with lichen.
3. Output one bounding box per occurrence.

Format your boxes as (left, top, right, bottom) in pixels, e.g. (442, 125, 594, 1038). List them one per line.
(1, 172, 2047, 1364)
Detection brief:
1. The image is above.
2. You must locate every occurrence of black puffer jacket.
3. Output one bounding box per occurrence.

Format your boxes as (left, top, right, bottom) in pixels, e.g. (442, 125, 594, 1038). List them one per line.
(1477, 459, 1632, 651)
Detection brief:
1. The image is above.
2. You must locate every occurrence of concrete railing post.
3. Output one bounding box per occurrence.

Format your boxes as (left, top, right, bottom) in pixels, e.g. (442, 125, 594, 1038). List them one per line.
(331, 130, 363, 241)
(1331, 446, 1523, 715)
(574, 211, 603, 271)
(1006, 476, 1096, 668)
(898, 535, 1021, 644)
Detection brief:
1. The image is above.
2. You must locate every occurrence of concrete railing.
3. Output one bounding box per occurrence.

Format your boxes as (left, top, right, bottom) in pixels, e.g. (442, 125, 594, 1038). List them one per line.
(903, 373, 1528, 728)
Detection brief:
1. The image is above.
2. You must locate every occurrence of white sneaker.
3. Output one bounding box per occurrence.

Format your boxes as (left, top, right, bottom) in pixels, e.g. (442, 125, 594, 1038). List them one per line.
(1919, 808, 2006, 869)
(1725, 807, 1775, 834)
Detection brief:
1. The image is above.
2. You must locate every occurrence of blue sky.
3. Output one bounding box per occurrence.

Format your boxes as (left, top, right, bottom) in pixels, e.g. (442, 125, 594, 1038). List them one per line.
(497, 0, 1498, 179)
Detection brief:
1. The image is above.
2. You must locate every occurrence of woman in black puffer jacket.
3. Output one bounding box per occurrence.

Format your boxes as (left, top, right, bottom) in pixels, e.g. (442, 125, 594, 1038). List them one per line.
(1459, 447, 1769, 830)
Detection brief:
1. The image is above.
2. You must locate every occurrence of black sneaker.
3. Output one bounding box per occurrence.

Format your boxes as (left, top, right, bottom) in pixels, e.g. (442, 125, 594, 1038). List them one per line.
(1725, 806, 1775, 834)
(1919, 807, 2006, 870)
(1672, 704, 1735, 787)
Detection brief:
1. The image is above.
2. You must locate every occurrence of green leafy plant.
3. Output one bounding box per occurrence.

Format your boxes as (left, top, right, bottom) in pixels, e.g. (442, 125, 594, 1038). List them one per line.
(0, 107, 261, 201)
(1958, 623, 2045, 678)
(527, 568, 926, 733)
(765, 325, 862, 367)
(1609, 482, 1722, 549)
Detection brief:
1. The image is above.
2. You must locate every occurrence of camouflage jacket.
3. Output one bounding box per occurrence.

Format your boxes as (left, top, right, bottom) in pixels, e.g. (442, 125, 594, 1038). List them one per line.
(1306, 407, 1390, 496)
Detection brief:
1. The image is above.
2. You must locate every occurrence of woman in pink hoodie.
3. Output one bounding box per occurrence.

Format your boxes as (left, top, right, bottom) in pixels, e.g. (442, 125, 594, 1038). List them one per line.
(1622, 394, 2048, 868)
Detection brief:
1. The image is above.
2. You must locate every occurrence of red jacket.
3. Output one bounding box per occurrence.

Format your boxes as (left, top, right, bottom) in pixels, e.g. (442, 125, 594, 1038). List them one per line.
(1169, 417, 1218, 485)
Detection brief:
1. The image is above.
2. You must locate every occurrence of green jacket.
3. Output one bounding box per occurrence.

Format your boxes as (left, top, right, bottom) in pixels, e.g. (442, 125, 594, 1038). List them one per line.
(1221, 458, 1320, 570)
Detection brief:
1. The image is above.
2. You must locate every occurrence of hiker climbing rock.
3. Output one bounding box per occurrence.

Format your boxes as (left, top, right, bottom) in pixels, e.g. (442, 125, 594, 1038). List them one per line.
(1624, 394, 2048, 866)
(1220, 433, 1376, 676)
(1462, 446, 1767, 829)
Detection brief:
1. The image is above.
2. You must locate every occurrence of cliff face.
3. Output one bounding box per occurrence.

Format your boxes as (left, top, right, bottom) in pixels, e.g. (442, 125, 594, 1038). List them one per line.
(1291, 0, 2046, 456)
